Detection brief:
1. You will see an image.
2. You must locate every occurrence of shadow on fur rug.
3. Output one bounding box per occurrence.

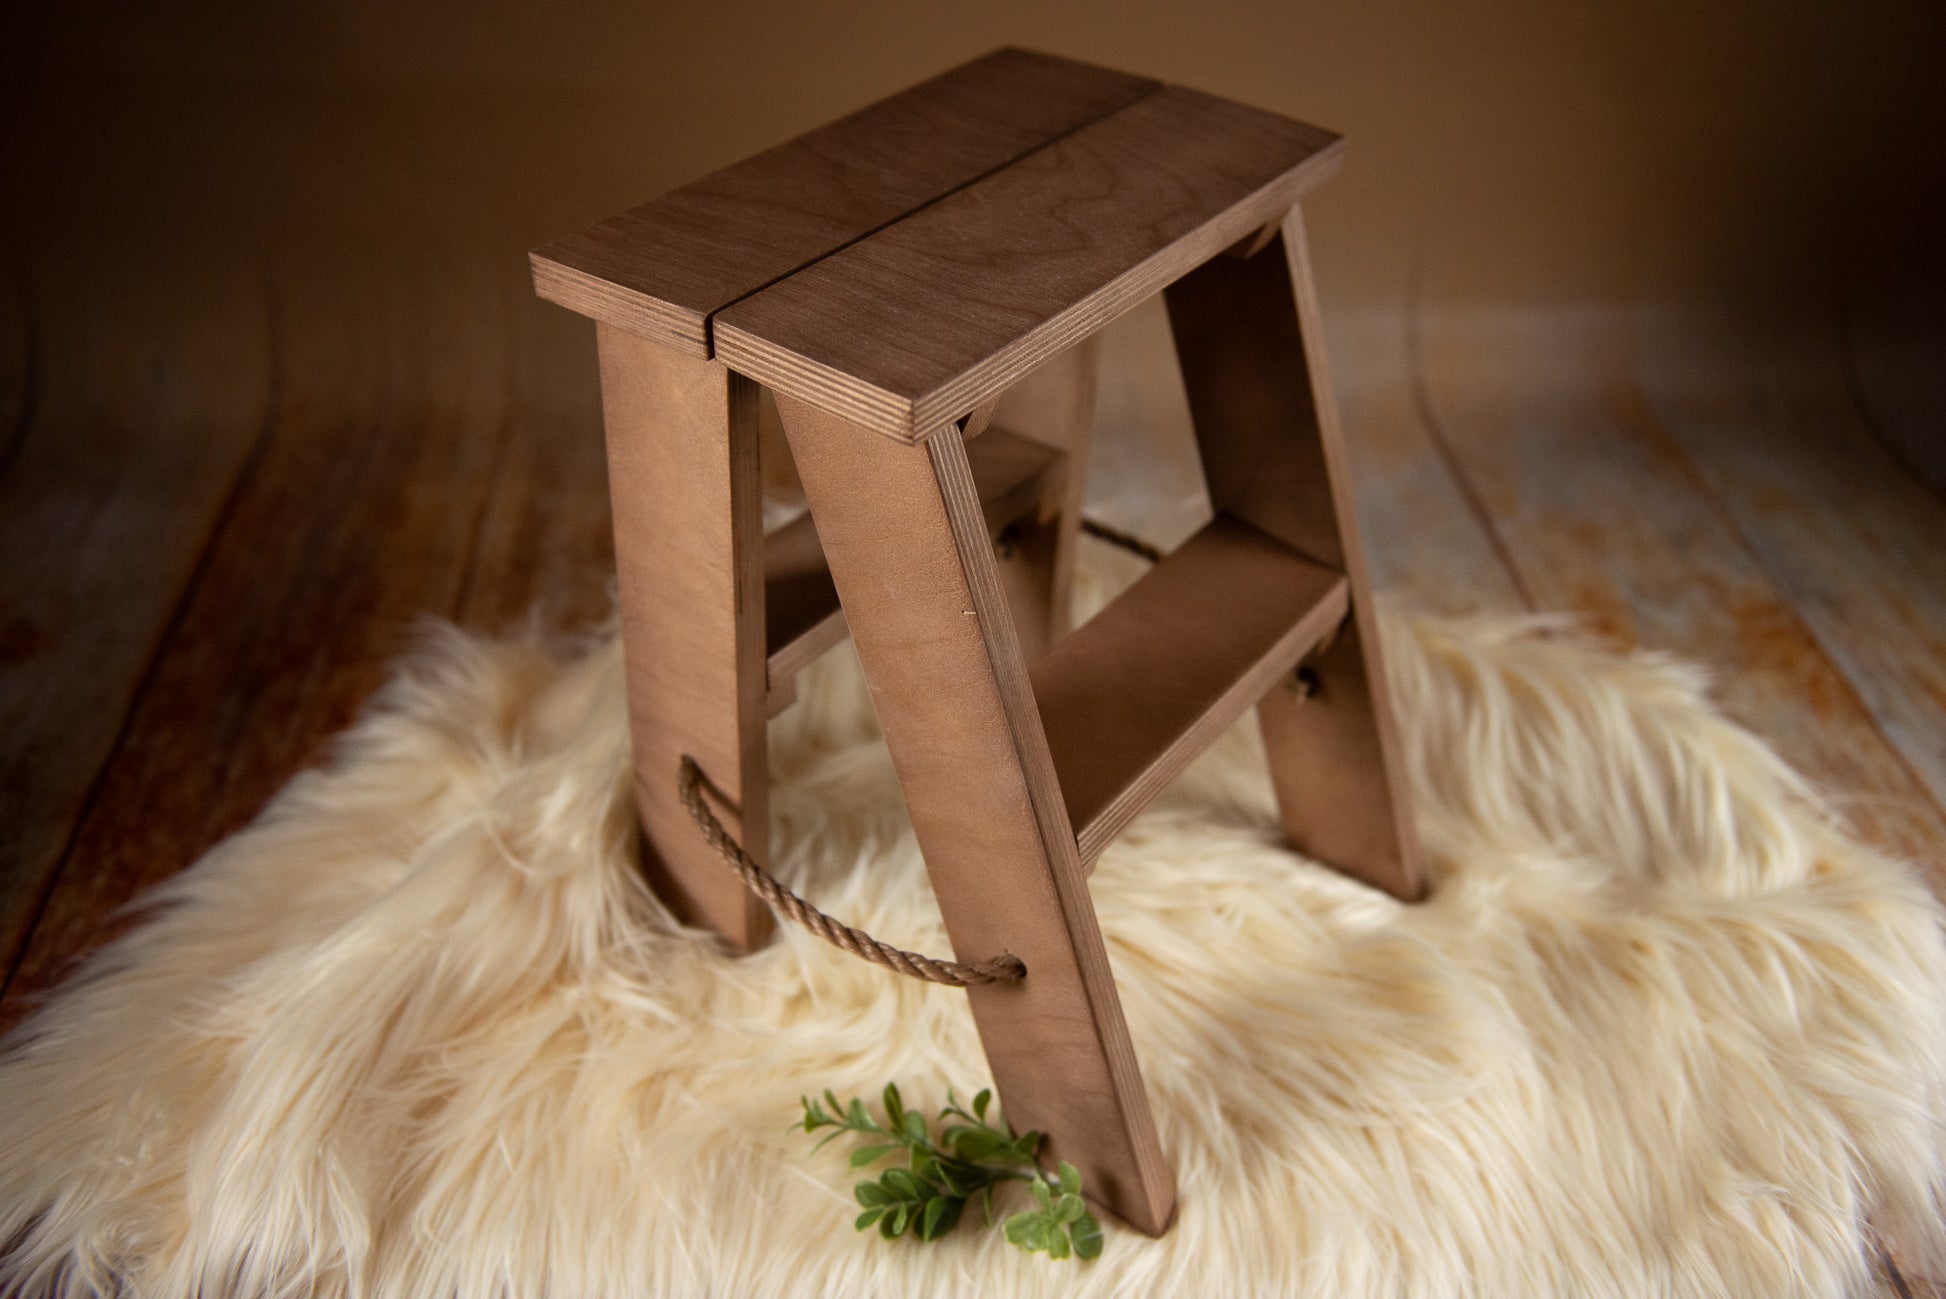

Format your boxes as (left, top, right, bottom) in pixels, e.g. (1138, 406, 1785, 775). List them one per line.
(3, 561, 1945, 1297)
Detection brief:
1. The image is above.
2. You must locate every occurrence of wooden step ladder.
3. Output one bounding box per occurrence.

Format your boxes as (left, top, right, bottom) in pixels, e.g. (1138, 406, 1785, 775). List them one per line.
(531, 47, 1424, 1238)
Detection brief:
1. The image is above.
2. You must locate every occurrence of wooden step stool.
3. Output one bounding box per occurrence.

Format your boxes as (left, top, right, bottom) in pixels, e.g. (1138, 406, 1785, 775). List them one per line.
(531, 47, 1424, 1237)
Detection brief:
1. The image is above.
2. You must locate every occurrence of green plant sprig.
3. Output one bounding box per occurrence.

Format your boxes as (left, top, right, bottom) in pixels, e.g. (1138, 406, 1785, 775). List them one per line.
(798, 1083, 1104, 1260)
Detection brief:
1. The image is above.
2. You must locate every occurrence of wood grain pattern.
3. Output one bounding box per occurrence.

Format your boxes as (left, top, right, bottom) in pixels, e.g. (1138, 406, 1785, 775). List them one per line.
(531, 48, 1158, 355)
(714, 87, 1342, 440)
(1032, 514, 1347, 866)
(1166, 212, 1425, 899)
(1635, 309, 1946, 834)
(3, 249, 514, 1026)
(456, 273, 615, 633)
(0, 248, 272, 984)
(775, 395, 1175, 1235)
(1327, 305, 1531, 611)
(761, 424, 1064, 712)
(596, 324, 774, 950)
(1416, 306, 1946, 870)
(988, 337, 1099, 659)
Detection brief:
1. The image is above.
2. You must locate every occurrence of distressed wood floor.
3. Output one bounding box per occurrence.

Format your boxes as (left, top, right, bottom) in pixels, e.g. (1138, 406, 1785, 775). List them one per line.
(1, 87, 1942, 1299)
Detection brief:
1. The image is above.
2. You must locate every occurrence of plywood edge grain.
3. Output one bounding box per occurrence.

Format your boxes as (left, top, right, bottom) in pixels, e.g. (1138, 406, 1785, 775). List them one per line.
(530, 252, 711, 357)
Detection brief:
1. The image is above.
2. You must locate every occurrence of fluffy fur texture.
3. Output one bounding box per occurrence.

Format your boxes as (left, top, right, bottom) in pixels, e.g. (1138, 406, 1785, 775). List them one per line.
(3, 553, 1944, 1298)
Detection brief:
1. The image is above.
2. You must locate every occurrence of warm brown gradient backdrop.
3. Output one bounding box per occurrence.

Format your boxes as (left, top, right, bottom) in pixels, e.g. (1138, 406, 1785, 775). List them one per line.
(9, 0, 1946, 305)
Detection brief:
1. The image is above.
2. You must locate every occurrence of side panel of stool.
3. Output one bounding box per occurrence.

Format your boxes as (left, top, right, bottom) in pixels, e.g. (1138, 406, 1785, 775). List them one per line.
(774, 394, 1176, 1237)
(596, 325, 775, 948)
(988, 336, 1099, 658)
(1163, 208, 1426, 900)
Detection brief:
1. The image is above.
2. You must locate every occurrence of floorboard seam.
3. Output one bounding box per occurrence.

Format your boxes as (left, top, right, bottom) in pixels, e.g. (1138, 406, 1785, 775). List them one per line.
(1401, 280, 1537, 613)
(1616, 324, 1946, 847)
(0, 263, 286, 1007)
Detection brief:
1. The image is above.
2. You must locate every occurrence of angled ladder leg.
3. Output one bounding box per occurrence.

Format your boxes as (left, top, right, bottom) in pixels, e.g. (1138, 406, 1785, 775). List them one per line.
(596, 324, 775, 949)
(774, 394, 1176, 1236)
(1163, 207, 1426, 900)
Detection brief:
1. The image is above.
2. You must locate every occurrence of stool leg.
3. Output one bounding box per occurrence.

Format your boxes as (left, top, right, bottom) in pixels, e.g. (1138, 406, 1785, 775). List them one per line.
(774, 394, 1176, 1237)
(596, 324, 775, 949)
(989, 336, 1099, 658)
(1163, 207, 1426, 900)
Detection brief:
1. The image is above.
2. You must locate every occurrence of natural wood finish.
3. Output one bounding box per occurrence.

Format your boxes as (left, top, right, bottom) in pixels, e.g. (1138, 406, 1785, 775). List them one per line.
(713, 87, 1342, 440)
(761, 424, 1065, 712)
(1166, 210, 1426, 900)
(1634, 309, 1946, 823)
(989, 337, 1099, 659)
(0, 250, 272, 973)
(4, 250, 517, 1028)
(774, 394, 1176, 1236)
(1033, 514, 1349, 866)
(1416, 305, 1946, 867)
(456, 286, 616, 632)
(596, 324, 773, 950)
(531, 49, 1157, 355)
(1325, 305, 1531, 610)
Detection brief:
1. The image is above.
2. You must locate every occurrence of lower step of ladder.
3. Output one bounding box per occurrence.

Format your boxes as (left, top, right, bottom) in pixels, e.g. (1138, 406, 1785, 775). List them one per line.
(1030, 512, 1348, 868)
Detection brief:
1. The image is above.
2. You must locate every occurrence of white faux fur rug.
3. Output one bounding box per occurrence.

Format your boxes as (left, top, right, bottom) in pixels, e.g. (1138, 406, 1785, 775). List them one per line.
(4, 562, 1946, 1298)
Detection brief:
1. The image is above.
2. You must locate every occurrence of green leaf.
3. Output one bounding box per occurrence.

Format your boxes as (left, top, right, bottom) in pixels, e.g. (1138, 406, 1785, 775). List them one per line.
(1070, 1211, 1103, 1260)
(802, 1079, 1103, 1257)
(849, 1144, 900, 1168)
(883, 1168, 926, 1201)
(944, 1127, 1009, 1162)
(1002, 1211, 1041, 1248)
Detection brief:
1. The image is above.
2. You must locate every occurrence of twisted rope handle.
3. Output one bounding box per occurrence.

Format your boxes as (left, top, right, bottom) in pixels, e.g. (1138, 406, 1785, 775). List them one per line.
(672, 519, 1175, 988)
(675, 757, 1025, 987)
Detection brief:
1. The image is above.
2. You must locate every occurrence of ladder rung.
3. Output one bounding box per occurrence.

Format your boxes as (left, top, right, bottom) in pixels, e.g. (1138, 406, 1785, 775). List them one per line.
(1031, 513, 1347, 868)
(764, 425, 1063, 712)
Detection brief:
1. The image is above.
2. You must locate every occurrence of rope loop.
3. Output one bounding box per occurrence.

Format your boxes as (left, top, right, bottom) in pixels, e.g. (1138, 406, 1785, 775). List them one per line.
(675, 757, 1025, 987)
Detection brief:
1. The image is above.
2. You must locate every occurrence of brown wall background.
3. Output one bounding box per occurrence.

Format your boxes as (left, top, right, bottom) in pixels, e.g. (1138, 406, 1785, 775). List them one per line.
(11, 0, 1944, 302)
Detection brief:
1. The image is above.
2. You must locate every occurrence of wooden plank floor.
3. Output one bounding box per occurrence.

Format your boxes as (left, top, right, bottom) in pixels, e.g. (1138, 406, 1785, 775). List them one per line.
(1, 84, 1941, 1299)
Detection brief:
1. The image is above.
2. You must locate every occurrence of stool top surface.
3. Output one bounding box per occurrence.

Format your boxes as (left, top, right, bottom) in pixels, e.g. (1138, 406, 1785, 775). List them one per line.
(532, 48, 1341, 442)
(533, 49, 1156, 357)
